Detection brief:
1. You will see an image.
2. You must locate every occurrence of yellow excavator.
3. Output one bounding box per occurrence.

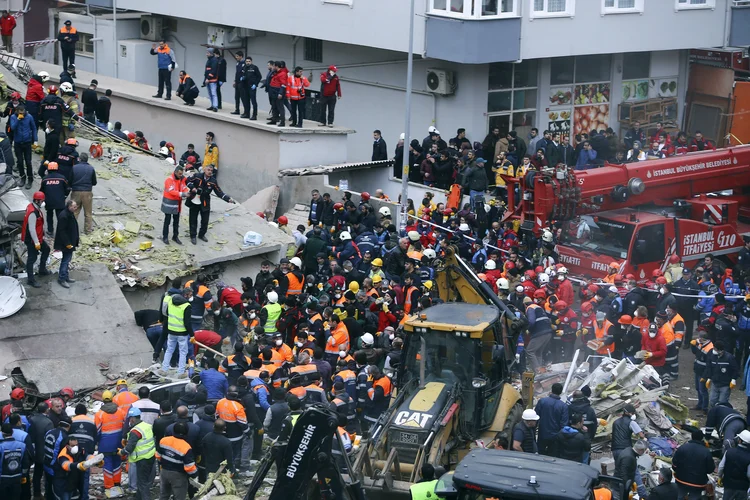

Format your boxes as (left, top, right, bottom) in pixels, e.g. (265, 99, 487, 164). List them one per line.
(353, 247, 528, 496)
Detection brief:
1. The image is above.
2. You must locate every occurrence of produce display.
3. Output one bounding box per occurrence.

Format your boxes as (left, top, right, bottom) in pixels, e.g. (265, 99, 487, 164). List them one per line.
(574, 83, 610, 105)
(573, 104, 609, 136)
(549, 87, 573, 105)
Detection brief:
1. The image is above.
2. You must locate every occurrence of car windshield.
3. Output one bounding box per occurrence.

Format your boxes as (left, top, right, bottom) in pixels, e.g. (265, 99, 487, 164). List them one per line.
(404, 331, 478, 387)
(559, 215, 634, 259)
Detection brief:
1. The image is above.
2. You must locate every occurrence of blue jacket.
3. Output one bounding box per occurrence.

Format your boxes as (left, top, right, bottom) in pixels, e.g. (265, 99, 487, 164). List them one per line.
(694, 291, 714, 316)
(575, 149, 597, 170)
(250, 378, 270, 411)
(10, 114, 38, 144)
(534, 394, 569, 441)
(199, 368, 228, 401)
(151, 46, 174, 70)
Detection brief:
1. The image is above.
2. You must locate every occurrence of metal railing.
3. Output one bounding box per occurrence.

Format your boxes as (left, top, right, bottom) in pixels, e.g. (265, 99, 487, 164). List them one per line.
(0, 51, 33, 84)
(733, 0, 750, 7)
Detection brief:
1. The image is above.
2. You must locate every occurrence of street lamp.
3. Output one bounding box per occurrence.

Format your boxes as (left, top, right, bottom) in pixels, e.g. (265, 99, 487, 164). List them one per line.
(399, 0, 416, 232)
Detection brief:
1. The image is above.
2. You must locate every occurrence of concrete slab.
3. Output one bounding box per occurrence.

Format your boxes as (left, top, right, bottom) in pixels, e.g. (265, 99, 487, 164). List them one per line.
(1, 264, 153, 393)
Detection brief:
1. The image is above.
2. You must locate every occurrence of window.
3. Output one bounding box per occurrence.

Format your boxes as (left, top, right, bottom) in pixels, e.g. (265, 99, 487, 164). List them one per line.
(622, 52, 650, 80)
(429, 0, 519, 18)
(602, 0, 644, 14)
(550, 56, 575, 85)
(631, 224, 665, 265)
(675, 0, 715, 9)
(75, 32, 94, 56)
(304, 38, 323, 63)
(574, 54, 611, 83)
(530, 0, 575, 18)
(487, 60, 538, 138)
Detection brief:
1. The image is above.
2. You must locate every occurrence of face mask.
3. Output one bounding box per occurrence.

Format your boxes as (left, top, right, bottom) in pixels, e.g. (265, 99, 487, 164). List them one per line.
(45, 127, 51, 134)
(242, 302, 249, 307)
(188, 297, 194, 302)
(69, 446, 79, 455)
(295, 341, 304, 347)
(335, 293, 341, 299)
(275, 339, 283, 346)
(648, 331, 656, 339)
(559, 275, 566, 281)
(249, 312, 256, 319)
(339, 350, 347, 358)
(389, 333, 395, 340)
(213, 310, 220, 316)
(630, 415, 636, 421)
(659, 288, 666, 295)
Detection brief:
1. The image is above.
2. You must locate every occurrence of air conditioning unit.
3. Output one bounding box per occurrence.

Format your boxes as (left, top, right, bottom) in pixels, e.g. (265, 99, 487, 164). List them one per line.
(140, 16, 163, 42)
(426, 68, 455, 95)
(207, 26, 244, 48)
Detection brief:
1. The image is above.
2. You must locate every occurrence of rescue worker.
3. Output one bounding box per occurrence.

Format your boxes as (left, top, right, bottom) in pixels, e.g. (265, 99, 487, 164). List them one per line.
(185, 276, 212, 332)
(119, 407, 156, 500)
(200, 419, 235, 477)
(673, 429, 715, 500)
(511, 409, 539, 453)
(39, 86, 69, 140)
(176, 71, 199, 106)
(150, 39, 175, 100)
(29, 402, 53, 499)
(112, 379, 138, 412)
(363, 366, 391, 432)
(691, 328, 713, 412)
(10, 103, 38, 189)
(324, 312, 350, 367)
(219, 342, 252, 386)
(21, 191, 51, 288)
(263, 388, 290, 440)
(156, 422, 198, 500)
(57, 20, 78, 71)
(330, 380, 357, 434)
(161, 165, 188, 245)
(705, 402, 745, 453)
(54, 435, 97, 500)
(158, 288, 194, 378)
(642, 323, 667, 377)
(705, 340, 739, 408)
(0, 423, 31, 500)
(39, 162, 69, 235)
(94, 389, 125, 497)
(185, 163, 235, 245)
(614, 440, 648, 499)
(282, 257, 304, 297)
(592, 311, 615, 369)
(211, 302, 239, 345)
(203, 132, 219, 172)
(551, 301, 578, 363)
(58, 82, 78, 145)
(718, 429, 750, 500)
(216, 387, 247, 465)
(53, 138, 78, 183)
(70, 404, 96, 456)
(655, 310, 678, 383)
(524, 293, 552, 371)
(249, 371, 271, 460)
(611, 404, 646, 461)
(43, 419, 71, 498)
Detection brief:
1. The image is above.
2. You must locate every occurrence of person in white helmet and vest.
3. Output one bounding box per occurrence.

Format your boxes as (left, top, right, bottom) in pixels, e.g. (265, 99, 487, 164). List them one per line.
(259, 291, 281, 334)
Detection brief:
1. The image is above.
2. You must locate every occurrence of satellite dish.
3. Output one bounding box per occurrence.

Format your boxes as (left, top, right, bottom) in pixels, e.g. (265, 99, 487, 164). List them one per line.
(0, 276, 26, 318)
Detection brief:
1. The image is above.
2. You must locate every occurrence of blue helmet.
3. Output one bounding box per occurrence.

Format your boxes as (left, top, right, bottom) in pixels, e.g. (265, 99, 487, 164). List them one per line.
(127, 407, 141, 418)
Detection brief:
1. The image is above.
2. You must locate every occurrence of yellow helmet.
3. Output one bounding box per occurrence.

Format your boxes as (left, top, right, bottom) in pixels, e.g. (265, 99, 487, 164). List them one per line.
(348, 281, 360, 293)
(372, 258, 383, 267)
(423, 280, 434, 290)
(372, 274, 383, 284)
(101, 390, 114, 402)
(116, 379, 128, 387)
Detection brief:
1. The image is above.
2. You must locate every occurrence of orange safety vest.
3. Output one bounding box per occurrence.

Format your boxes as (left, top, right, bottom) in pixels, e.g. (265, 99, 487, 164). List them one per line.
(368, 375, 392, 400)
(185, 281, 213, 311)
(216, 398, 247, 425)
(669, 313, 686, 343)
(286, 272, 303, 296)
(594, 487, 612, 500)
(269, 349, 286, 367)
(594, 320, 614, 355)
(275, 343, 294, 363)
(325, 323, 350, 355)
(290, 364, 318, 377)
(59, 26, 77, 35)
(660, 322, 675, 346)
(289, 386, 307, 399)
(366, 288, 380, 298)
(403, 286, 418, 315)
(112, 391, 138, 412)
(631, 316, 650, 336)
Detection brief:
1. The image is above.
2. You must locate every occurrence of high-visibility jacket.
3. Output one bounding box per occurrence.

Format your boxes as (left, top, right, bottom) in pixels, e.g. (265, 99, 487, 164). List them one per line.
(331, 392, 356, 426)
(286, 271, 303, 296)
(167, 297, 189, 333)
(304, 384, 327, 405)
(70, 414, 97, 455)
(185, 281, 212, 322)
(594, 320, 614, 355)
(288, 386, 307, 401)
(113, 390, 138, 412)
(263, 303, 282, 332)
(215, 398, 247, 442)
(292, 338, 316, 359)
(219, 354, 252, 384)
(334, 369, 358, 400)
(204, 143, 219, 170)
(403, 286, 419, 315)
(274, 343, 294, 363)
(325, 322, 350, 356)
(95, 406, 125, 453)
(286, 74, 310, 100)
(669, 313, 686, 344)
(128, 421, 155, 462)
(365, 375, 392, 422)
(290, 363, 318, 382)
(161, 173, 187, 215)
(410, 480, 439, 500)
(156, 436, 197, 476)
(660, 322, 676, 346)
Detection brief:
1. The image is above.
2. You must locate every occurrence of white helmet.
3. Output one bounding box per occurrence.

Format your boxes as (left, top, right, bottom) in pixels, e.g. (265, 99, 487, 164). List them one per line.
(340, 231, 352, 241)
(557, 266, 568, 274)
(545, 266, 556, 276)
(289, 257, 302, 268)
(423, 249, 436, 260)
(60, 82, 74, 93)
(38, 71, 50, 82)
(361, 332, 374, 346)
(515, 285, 524, 293)
(267, 291, 279, 304)
(542, 230, 554, 243)
(379, 206, 391, 217)
(538, 272, 549, 285)
(522, 409, 540, 421)
(159, 146, 169, 155)
(497, 278, 510, 291)
(485, 260, 496, 270)
(739, 430, 750, 444)
(165, 157, 175, 165)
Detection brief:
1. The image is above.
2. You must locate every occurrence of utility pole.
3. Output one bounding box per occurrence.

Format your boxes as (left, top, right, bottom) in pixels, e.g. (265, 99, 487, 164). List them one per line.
(399, 0, 415, 232)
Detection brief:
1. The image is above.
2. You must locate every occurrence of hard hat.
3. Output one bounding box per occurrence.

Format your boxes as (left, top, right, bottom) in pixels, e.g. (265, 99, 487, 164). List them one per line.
(618, 315, 633, 325)
(535, 265, 544, 274)
(116, 379, 128, 386)
(361, 192, 370, 201)
(554, 301, 568, 311)
(739, 430, 750, 444)
(407, 251, 423, 261)
(101, 390, 114, 402)
(127, 132, 136, 141)
(187, 155, 197, 164)
(334, 202, 344, 211)
(289, 257, 302, 268)
(484, 260, 496, 270)
(557, 267, 568, 274)
(497, 278, 509, 291)
(256, 212, 265, 219)
(542, 230, 554, 243)
(608, 286, 618, 294)
(423, 280, 433, 290)
(669, 255, 680, 264)
(60, 82, 73, 93)
(339, 231, 352, 241)
(533, 289, 546, 299)
(159, 146, 169, 155)
(32, 191, 45, 201)
(267, 291, 278, 304)
(361, 333, 374, 346)
(60, 387, 75, 399)
(38, 71, 50, 82)
(89, 142, 103, 158)
(428, 125, 437, 134)
(459, 223, 470, 232)
(408, 230, 420, 242)
(609, 261, 620, 269)
(47, 85, 58, 95)
(379, 206, 391, 217)
(10, 91, 20, 100)
(127, 407, 142, 418)
(423, 249, 436, 260)
(656, 276, 667, 285)
(372, 274, 383, 284)
(10, 388, 25, 400)
(614, 274, 624, 284)
(581, 301, 594, 313)
(522, 409, 540, 421)
(277, 216, 288, 225)
(625, 273, 636, 280)
(538, 272, 549, 285)
(525, 270, 537, 280)
(595, 311, 607, 321)
(348, 281, 359, 293)
(505, 261, 515, 270)
(65, 138, 78, 146)
(372, 258, 383, 267)
(165, 157, 175, 165)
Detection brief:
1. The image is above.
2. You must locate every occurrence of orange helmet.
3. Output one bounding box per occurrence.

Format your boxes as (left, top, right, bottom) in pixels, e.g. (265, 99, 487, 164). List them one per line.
(47, 85, 58, 95)
(656, 276, 667, 285)
(581, 301, 594, 314)
(47, 161, 59, 171)
(525, 270, 537, 280)
(533, 289, 546, 299)
(652, 269, 663, 278)
(618, 315, 633, 325)
(554, 301, 568, 311)
(10, 388, 25, 400)
(277, 216, 288, 225)
(609, 261, 620, 269)
(669, 255, 680, 264)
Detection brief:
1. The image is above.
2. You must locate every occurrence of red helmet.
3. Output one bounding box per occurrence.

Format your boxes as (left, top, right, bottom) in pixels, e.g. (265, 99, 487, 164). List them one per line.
(10, 388, 25, 400)
(535, 266, 544, 274)
(669, 255, 680, 264)
(361, 192, 370, 201)
(422, 215, 431, 222)
(581, 301, 594, 314)
(10, 91, 20, 100)
(333, 202, 344, 211)
(656, 276, 667, 285)
(505, 261, 516, 270)
(47, 85, 58, 95)
(277, 216, 288, 225)
(256, 212, 265, 218)
(625, 274, 636, 280)
(127, 132, 136, 141)
(187, 155, 197, 164)
(533, 289, 546, 299)
(60, 387, 74, 399)
(651, 269, 663, 278)
(587, 284, 599, 294)
(442, 208, 452, 216)
(554, 301, 568, 311)
(525, 270, 537, 280)
(32, 191, 45, 201)
(614, 274, 624, 283)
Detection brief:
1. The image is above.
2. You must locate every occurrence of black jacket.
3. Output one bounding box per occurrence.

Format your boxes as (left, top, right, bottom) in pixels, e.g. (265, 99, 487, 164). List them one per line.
(673, 439, 715, 487)
(28, 413, 54, 463)
(153, 413, 177, 454)
(70, 162, 97, 192)
(201, 431, 235, 474)
(95, 97, 111, 124)
(54, 207, 79, 251)
(372, 138, 388, 161)
(42, 128, 60, 164)
(463, 164, 488, 192)
(567, 397, 597, 439)
(545, 142, 563, 167)
(217, 57, 227, 83)
(81, 88, 98, 117)
(0, 132, 12, 172)
(614, 447, 638, 483)
(39, 94, 69, 130)
(40, 171, 70, 210)
(648, 481, 679, 500)
(623, 287, 647, 316)
(242, 64, 262, 88)
(185, 172, 230, 212)
(177, 76, 199, 99)
(553, 426, 591, 463)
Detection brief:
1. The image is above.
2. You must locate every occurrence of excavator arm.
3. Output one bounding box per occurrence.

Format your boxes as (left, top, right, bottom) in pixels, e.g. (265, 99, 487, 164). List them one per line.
(243, 405, 365, 500)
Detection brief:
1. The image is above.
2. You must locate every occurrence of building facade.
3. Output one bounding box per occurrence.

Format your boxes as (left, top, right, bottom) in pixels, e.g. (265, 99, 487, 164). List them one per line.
(38, 0, 742, 162)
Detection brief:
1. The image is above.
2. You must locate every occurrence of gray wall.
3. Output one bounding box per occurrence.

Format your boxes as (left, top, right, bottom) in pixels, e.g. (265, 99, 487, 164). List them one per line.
(425, 17, 521, 64)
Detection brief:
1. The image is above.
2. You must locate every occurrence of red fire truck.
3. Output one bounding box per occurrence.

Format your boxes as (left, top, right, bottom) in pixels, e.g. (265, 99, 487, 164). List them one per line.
(503, 145, 750, 280)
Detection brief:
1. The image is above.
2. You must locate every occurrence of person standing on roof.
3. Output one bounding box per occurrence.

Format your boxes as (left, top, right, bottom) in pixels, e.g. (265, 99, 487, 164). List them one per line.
(534, 383, 568, 456)
(203, 49, 220, 112)
(10, 104, 38, 190)
(318, 65, 341, 128)
(185, 163, 235, 245)
(21, 192, 51, 288)
(54, 199, 79, 289)
(150, 39, 175, 101)
(161, 165, 188, 245)
(57, 20, 78, 71)
(0, 10, 17, 52)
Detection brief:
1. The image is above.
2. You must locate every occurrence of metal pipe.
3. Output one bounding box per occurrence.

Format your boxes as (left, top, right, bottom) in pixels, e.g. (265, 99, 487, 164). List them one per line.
(400, 0, 415, 232)
(113, 0, 117, 78)
(337, 76, 432, 96)
(167, 34, 187, 72)
(291, 35, 300, 70)
(304, 58, 413, 71)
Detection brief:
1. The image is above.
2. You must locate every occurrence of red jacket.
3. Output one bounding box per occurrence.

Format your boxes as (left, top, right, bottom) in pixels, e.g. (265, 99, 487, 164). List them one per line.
(556, 278, 574, 305)
(641, 332, 666, 367)
(320, 72, 342, 98)
(0, 14, 16, 37)
(270, 67, 289, 90)
(26, 78, 45, 103)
